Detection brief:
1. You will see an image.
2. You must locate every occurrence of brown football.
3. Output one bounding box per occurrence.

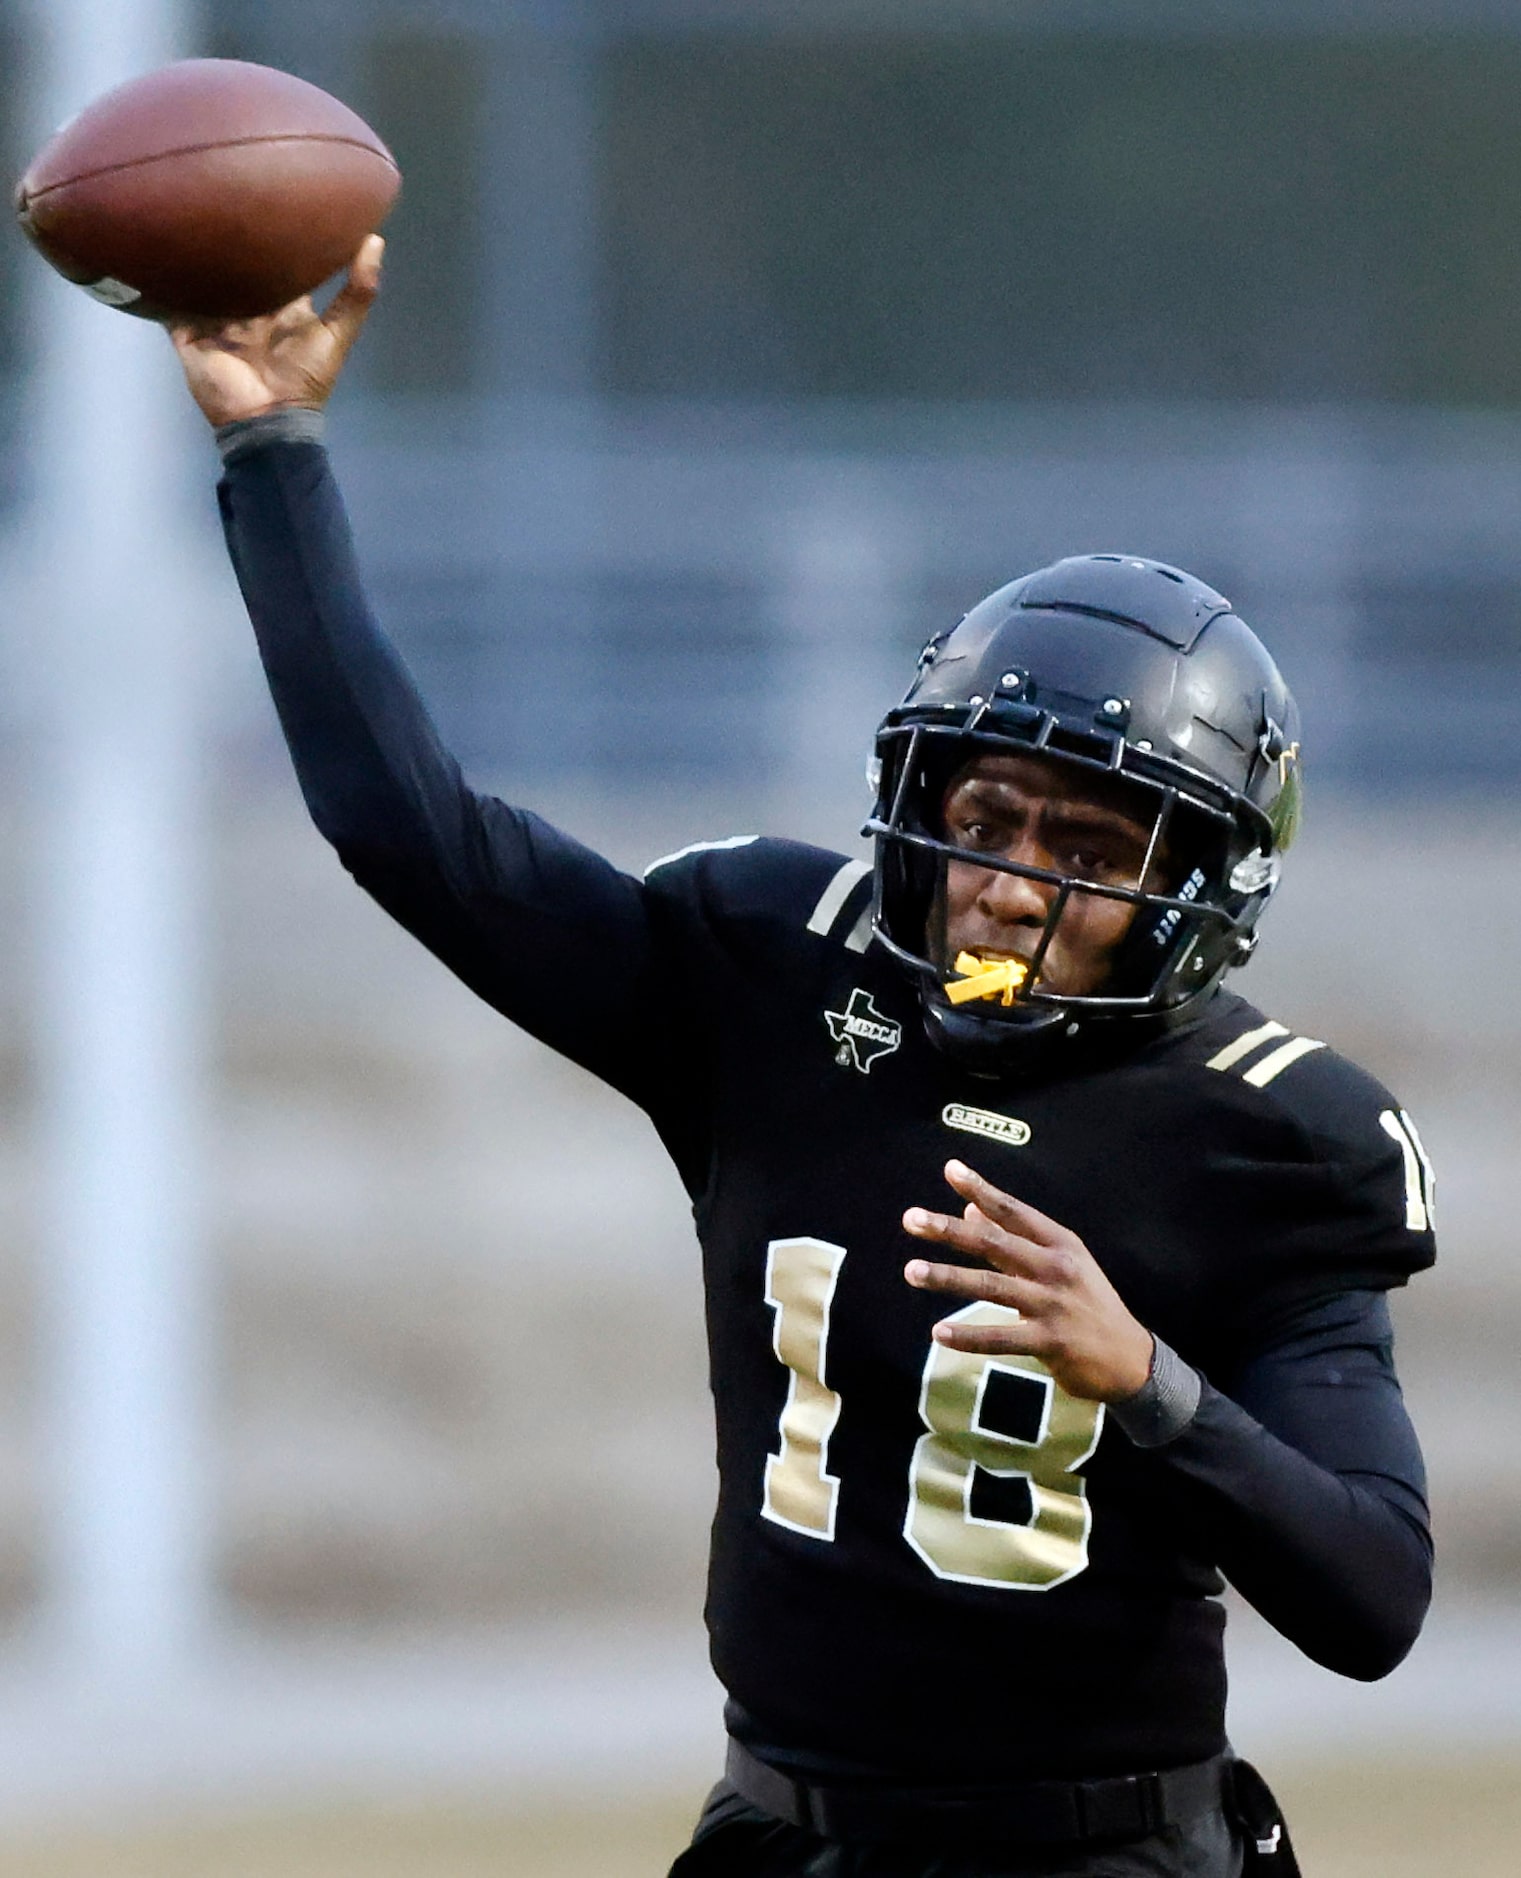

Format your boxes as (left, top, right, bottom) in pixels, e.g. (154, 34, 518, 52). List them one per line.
(14, 58, 400, 320)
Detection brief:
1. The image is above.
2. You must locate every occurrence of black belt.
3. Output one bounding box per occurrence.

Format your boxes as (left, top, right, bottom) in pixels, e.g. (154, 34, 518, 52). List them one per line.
(725, 1737, 1228, 1848)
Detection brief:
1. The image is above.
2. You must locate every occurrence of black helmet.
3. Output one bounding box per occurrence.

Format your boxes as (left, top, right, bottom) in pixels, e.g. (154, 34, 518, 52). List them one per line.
(865, 553, 1301, 1073)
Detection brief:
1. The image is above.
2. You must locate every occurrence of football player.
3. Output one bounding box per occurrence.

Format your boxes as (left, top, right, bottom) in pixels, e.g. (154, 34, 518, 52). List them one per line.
(167, 241, 1433, 1877)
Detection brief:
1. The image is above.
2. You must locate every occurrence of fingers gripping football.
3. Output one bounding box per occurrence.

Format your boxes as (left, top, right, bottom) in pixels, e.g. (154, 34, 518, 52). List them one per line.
(168, 234, 384, 426)
(904, 1160, 1154, 1402)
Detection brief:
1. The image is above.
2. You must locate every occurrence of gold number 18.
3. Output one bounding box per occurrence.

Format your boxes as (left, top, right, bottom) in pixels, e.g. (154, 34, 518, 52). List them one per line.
(760, 1242, 1102, 1589)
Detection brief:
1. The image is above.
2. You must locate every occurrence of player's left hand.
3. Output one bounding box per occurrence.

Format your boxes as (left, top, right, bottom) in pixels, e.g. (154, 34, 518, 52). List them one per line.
(903, 1160, 1154, 1403)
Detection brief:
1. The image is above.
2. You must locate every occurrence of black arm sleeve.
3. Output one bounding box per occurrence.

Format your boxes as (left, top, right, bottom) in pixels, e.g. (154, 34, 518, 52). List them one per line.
(1156, 1290, 1431, 1681)
(216, 436, 700, 1132)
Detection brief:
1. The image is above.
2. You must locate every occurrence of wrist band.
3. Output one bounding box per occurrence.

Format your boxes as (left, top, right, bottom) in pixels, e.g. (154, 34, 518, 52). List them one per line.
(1110, 1336, 1202, 1448)
(215, 407, 326, 462)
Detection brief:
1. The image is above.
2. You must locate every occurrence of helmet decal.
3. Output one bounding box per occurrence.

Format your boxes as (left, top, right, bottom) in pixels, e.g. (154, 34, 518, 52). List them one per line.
(1267, 743, 1303, 851)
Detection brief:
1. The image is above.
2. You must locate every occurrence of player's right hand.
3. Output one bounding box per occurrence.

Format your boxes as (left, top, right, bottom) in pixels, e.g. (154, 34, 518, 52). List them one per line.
(167, 233, 383, 427)
(903, 1159, 1155, 1403)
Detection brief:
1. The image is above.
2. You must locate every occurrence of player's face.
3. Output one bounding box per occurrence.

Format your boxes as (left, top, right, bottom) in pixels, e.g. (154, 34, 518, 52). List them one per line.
(940, 752, 1160, 996)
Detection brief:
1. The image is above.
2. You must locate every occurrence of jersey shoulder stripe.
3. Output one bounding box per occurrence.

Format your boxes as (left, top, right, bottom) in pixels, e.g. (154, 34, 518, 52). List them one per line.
(805, 858, 874, 952)
(1205, 1017, 1324, 1087)
(1239, 1035, 1326, 1087)
(1194, 999, 1432, 1243)
(840, 898, 874, 955)
(1204, 1019, 1289, 1072)
(639, 836, 869, 960)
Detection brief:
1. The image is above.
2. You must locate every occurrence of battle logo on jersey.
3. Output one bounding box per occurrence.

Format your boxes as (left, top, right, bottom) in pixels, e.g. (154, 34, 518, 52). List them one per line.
(825, 988, 902, 1074)
(941, 1103, 1032, 1147)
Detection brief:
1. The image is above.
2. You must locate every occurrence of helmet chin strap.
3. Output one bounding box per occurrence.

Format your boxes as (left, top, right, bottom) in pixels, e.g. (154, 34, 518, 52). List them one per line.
(920, 993, 1073, 1083)
(921, 971, 1188, 1084)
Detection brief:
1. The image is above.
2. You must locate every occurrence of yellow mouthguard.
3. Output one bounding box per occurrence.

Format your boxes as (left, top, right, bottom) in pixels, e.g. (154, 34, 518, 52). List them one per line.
(946, 951, 1030, 1006)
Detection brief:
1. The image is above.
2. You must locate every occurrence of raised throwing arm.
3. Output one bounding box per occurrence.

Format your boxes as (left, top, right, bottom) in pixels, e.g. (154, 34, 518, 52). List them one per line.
(167, 243, 701, 1128)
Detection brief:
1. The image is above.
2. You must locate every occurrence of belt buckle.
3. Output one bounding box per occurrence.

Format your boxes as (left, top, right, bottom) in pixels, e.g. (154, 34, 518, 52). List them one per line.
(1077, 1772, 1165, 1842)
(1134, 1772, 1167, 1836)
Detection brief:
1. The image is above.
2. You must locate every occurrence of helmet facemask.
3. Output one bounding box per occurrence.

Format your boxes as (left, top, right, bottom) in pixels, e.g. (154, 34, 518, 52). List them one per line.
(867, 711, 1274, 1057)
(865, 554, 1300, 1071)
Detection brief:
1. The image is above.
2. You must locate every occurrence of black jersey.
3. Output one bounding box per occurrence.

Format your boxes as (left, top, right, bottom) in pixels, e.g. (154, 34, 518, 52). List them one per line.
(216, 435, 1434, 1787)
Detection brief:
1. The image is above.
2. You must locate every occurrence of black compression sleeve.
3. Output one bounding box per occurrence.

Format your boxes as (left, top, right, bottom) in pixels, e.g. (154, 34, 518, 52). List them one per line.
(215, 437, 695, 1121)
(1153, 1290, 1430, 1680)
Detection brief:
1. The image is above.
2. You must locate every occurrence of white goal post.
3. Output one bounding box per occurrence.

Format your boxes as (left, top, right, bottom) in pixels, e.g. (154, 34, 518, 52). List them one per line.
(16, 0, 212, 1684)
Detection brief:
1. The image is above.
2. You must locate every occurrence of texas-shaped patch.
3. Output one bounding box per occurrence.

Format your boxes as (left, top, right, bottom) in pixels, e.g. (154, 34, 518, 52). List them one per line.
(825, 988, 902, 1074)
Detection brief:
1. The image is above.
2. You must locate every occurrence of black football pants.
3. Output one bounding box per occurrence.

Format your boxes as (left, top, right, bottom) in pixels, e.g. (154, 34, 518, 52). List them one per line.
(667, 1781, 1245, 1878)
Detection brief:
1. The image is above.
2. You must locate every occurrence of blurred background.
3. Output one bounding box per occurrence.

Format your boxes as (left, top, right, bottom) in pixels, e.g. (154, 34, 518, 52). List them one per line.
(0, 1, 1519, 1872)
